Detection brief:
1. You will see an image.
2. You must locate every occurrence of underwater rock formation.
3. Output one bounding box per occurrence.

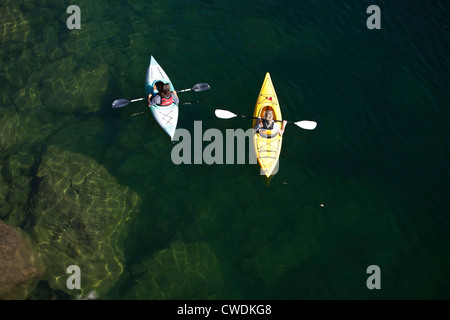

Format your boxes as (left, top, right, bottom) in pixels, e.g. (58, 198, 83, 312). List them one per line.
(0, 220, 46, 300)
(124, 240, 224, 299)
(0, 151, 36, 228)
(0, 5, 32, 45)
(32, 145, 141, 298)
(40, 61, 109, 114)
(0, 108, 52, 155)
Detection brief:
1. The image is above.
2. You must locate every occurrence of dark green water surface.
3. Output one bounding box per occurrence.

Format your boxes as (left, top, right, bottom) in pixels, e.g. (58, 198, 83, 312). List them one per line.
(0, 0, 449, 299)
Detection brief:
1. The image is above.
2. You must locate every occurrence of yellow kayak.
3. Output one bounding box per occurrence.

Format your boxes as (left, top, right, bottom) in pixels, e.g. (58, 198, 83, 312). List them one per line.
(252, 73, 283, 178)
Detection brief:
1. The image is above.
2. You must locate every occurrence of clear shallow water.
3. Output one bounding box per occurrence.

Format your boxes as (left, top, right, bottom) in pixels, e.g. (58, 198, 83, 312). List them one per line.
(0, 0, 449, 299)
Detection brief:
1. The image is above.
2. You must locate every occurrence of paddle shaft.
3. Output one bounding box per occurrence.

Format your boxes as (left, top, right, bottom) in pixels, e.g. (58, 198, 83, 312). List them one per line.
(242, 115, 316, 129)
(214, 109, 317, 130)
(239, 115, 289, 123)
(134, 88, 191, 101)
(113, 83, 209, 108)
(130, 98, 145, 103)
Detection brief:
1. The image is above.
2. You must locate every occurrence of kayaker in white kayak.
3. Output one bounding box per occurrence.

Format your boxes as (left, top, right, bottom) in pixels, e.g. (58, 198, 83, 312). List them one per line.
(254, 110, 287, 136)
(148, 82, 179, 107)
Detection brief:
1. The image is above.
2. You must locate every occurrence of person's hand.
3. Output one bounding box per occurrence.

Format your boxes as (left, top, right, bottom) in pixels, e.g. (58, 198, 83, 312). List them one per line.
(283, 120, 287, 126)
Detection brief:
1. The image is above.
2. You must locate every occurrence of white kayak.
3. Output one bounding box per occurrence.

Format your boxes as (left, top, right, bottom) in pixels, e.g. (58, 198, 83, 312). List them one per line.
(145, 56, 179, 140)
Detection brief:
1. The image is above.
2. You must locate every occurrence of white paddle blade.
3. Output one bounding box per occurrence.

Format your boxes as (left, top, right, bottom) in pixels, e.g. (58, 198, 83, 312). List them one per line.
(215, 109, 237, 119)
(295, 120, 317, 130)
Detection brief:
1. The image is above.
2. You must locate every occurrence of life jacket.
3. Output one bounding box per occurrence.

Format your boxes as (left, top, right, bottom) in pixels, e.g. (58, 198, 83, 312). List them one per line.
(257, 120, 277, 138)
(262, 119, 275, 130)
(159, 94, 173, 106)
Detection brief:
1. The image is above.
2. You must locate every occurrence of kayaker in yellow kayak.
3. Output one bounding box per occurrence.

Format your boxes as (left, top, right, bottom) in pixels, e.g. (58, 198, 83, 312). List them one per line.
(148, 82, 179, 107)
(254, 110, 287, 136)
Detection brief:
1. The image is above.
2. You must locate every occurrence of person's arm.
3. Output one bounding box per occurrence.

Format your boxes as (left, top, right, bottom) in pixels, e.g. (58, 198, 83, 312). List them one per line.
(149, 94, 161, 106)
(148, 93, 153, 106)
(278, 120, 288, 135)
(172, 91, 180, 104)
(148, 84, 159, 105)
(152, 84, 160, 96)
(254, 117, 263, 132)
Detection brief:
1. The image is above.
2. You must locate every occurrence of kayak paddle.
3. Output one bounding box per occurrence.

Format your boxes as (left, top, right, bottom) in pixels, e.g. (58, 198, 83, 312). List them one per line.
(177, 83, 211, 93)
(214, 109, 317, 130)
(112, 83, 211, 108)
(112, 97, 145, 108)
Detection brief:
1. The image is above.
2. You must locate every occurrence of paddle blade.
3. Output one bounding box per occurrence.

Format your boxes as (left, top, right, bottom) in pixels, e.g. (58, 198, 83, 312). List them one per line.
(112, 99, 130, 108)
(215, 109, 237, 119)
(192, 83, 210, 92)
(294, 120, 317, 130)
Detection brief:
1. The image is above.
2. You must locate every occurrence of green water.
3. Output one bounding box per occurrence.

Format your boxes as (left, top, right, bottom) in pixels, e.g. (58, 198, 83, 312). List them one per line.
(0, 0, 449, 299)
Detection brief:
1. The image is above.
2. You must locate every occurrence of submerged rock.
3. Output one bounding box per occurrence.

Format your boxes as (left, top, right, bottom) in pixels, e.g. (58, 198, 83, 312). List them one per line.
(0, 151, 37, 228)
(40, 61, 109, 114)
(32, 145, 141, 298)
(0, 220, 46, 300)
(124, 240, 223, 299)
(0, 103, 57, 155)
(0, 6, 32, 44)
(11, 83, 41, 113)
